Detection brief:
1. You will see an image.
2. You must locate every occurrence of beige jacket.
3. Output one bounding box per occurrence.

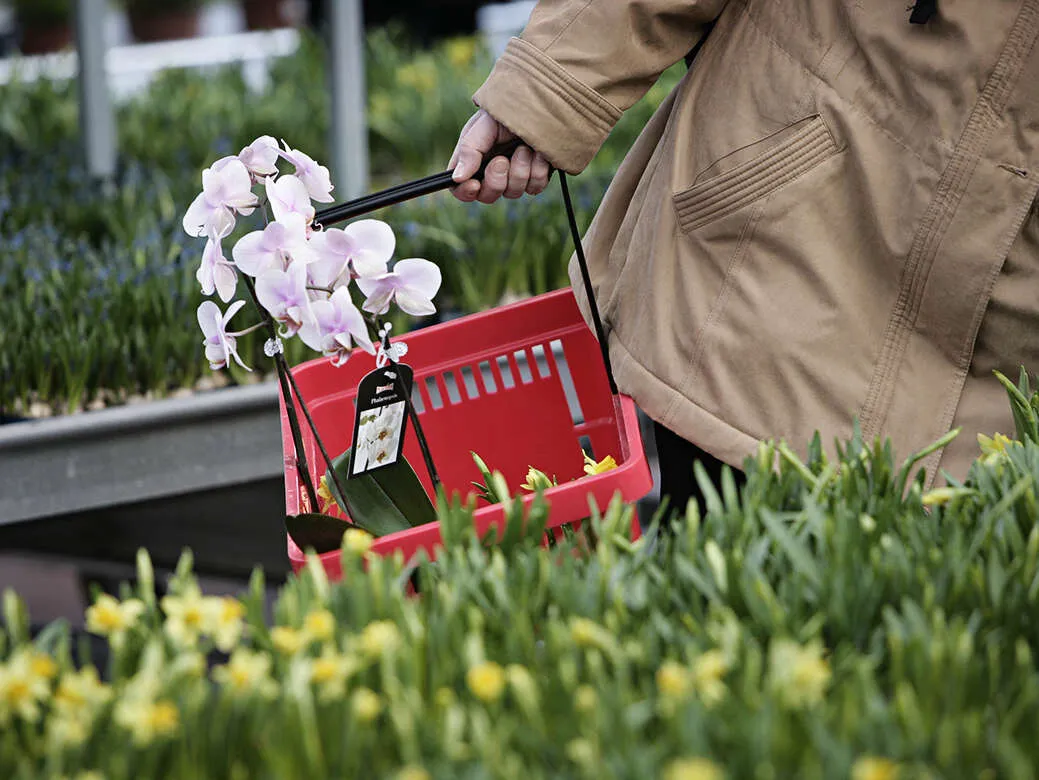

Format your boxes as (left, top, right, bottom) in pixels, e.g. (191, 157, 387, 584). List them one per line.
(474, 0, 1039, 485)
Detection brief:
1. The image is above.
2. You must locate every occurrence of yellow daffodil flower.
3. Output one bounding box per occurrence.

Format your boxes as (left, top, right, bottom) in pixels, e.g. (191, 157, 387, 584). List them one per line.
(656, 661, 692, 698)
(358, 620, 401, 659)
(851, 756, 901, 780)
(583, 453, 619, 476)
(53, 665, 111, 715)
(768, 638, 832, 709)
(570, 617, 618, 654)
(0, 650, 55, 724)
(114, 698, 180, 745)
(85, 593, 145, 645)
(271, 626, 306, 656)
(47, 715, 90, 748)
(444, 37, 477, 69)
(521, 466, 556, 492)
(213, 648, 279, 699)
(663, 757, 725, 780)
(466, 661, 506, 703)
(352, 687, 383, 723)
(692, 649, 729, 707)
(396, 62, 437, 93)
(921, 486, 976, 507)
(303, 608, 336, 643)
(317, 474, 335, 514)
(308, 647, 357, 702)
(978, 432, 1014, 457)
(205, 596, 245, 652)
(160, 587, 209, 648)
(343, 527, 374, 556)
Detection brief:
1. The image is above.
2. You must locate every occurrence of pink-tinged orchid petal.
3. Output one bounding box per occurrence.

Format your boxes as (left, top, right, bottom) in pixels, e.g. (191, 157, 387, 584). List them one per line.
(308, 219, 394, 289)
(232, 213, 313, 276)
(183, 158, 258, 239)
(278, 141, 334, 202)
(344, 220, 395, 277)
(356, 258, 441, 316)
(197, 300, 251, 371)
(238, 135, 279, 178)
(196, 237, 238, 302)
(256, 260, 310, 337)
(265, 175, 315, 226)
(298, 287, 374, 366)
(306, 231, 350, 289)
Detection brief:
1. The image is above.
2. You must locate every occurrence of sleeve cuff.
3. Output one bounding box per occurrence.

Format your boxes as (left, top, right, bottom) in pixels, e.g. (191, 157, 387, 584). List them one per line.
(472, 38, 623, 174)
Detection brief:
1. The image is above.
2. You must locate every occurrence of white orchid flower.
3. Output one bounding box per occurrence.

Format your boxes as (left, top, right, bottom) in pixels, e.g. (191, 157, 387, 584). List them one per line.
(197, 300, 251, 371)
(256, 259, 310, 337)
(238, 135, 279, 179)
(183, 157, 258, 240)
(265, 174, 315, 226)
(308, 220, 395, 290)
(196, 237, 238, 302)
(357, 258, 442, 317)
(298, 287, 375, 367)
(278, 140, 334, 202)
(232, 212, 314, 277)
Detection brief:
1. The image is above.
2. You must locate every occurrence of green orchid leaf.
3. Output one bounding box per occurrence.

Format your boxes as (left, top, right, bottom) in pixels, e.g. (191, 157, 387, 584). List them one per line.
(285, 512, 351, 555)
(325, 448, 437, 537)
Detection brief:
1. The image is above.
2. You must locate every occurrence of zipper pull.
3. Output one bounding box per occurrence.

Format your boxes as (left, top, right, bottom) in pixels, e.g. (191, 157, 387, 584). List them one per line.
(909, 0, 938, 24)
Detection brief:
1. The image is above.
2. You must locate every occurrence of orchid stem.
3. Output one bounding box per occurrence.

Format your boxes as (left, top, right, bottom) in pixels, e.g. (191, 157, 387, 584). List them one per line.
(306, 285, 334, 295)
(227, 322, 266, 338)
(283, 362, 352, 516)
(241, 274, 320, 513)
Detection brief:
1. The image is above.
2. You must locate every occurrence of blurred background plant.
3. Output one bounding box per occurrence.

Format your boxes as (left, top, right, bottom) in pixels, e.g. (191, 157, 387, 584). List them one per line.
(0, 26, 682, 418)
(10, 0, 73, 54)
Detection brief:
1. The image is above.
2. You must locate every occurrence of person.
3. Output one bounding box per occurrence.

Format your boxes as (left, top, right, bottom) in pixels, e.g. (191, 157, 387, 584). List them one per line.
(449, 0, 1039, 517)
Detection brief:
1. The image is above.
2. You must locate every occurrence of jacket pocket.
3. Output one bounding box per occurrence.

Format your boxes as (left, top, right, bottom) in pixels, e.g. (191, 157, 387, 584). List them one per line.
(674, 114, 839, 232)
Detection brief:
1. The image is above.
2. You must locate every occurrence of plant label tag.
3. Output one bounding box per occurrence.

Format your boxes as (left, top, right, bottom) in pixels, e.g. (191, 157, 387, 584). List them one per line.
(349, 364, 414, 478)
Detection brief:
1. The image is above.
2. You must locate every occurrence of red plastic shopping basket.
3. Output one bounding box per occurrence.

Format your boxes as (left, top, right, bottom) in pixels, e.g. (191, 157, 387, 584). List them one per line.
(281, 287, 652, 578)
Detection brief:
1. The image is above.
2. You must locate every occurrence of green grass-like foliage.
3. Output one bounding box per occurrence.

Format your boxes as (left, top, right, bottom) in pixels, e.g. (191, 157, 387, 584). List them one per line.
(2, 377, 1039, 778)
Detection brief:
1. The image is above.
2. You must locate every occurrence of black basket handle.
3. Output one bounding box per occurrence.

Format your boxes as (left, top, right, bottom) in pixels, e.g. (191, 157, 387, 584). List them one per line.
(314, 139, 524, 227)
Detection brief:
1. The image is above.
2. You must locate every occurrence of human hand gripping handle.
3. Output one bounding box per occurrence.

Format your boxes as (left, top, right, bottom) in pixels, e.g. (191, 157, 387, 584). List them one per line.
(312, 135, 529, 228)
(449, 109, 552, 204)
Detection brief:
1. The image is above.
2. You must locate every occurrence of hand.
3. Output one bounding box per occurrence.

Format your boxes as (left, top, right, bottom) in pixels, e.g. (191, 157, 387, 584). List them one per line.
(449, 110, 552, 203)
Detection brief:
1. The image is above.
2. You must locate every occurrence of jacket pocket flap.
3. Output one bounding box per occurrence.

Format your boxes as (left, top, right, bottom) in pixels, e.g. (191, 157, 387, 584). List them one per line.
(674, 115, 838, 232)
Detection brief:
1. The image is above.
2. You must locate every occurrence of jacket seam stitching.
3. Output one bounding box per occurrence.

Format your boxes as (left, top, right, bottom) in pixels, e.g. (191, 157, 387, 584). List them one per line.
(504, 39, 622, 128)
(543, 0, 597, 51)
(858, 0, 1039, 443)
(920, 183, 1039, 488)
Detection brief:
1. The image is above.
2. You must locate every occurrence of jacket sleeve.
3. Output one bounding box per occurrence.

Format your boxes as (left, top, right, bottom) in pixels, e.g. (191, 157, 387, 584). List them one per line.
(473, 0, 729, 173)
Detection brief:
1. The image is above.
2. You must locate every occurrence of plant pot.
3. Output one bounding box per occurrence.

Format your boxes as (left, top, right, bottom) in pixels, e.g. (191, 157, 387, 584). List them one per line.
(19, 22, 73, 54)
(128, 7, 201, 42)
(243, 0, 286, 30)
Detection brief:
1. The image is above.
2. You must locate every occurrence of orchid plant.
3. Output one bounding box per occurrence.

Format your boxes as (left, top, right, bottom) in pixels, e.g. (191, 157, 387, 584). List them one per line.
(183, 136, 442, 540)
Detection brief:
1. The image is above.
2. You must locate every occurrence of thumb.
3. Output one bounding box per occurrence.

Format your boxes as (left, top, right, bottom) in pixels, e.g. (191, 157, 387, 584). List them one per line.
(451, 110, 504, 183)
